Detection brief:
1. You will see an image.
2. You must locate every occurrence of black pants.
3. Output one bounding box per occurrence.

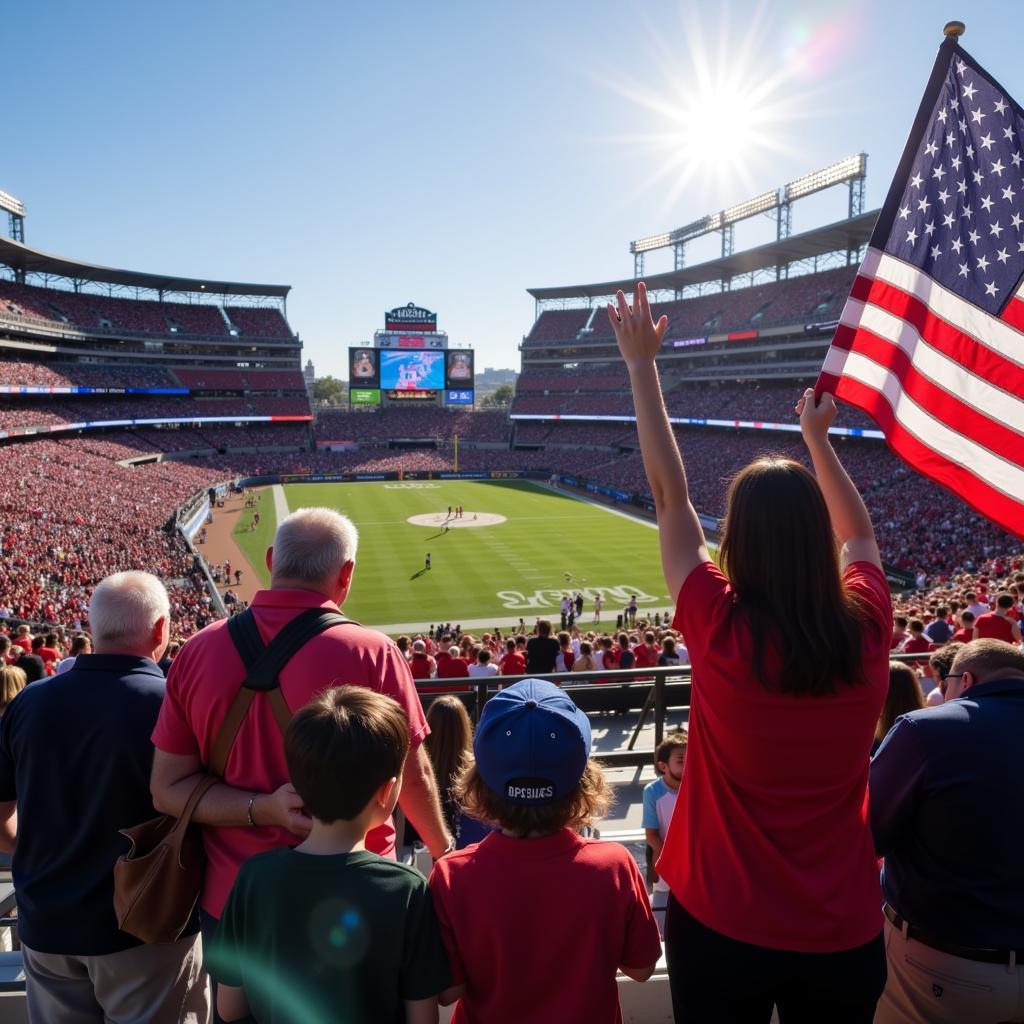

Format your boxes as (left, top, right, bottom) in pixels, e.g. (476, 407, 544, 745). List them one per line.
(201, 908, 258, 1024)
(664, 895, 886, 1024)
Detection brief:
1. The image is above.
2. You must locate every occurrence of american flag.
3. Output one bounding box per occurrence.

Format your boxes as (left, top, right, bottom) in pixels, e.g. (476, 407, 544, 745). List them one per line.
(818, 37, 1024, 537)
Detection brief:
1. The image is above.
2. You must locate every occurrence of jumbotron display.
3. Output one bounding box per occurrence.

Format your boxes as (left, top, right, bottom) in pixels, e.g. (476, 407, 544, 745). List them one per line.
(380, 349, 445, 390)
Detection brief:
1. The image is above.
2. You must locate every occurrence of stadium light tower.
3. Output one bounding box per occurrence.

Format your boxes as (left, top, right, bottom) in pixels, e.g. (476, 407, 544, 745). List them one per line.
(0, 189, 25, 245)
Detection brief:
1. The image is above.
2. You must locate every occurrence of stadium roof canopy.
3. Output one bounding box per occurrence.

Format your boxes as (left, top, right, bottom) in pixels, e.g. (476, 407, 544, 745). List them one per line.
(526, 210, 878, 301)
(0, 237, 290, 298)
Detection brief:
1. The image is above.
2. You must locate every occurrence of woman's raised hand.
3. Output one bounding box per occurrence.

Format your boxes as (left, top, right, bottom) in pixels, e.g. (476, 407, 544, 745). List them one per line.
(607, 282, 669, 367)
(796, 387, 837, 445)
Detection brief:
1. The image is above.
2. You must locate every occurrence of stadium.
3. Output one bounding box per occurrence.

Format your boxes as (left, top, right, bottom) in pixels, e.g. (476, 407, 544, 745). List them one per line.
(3, 89, 1023, 1021)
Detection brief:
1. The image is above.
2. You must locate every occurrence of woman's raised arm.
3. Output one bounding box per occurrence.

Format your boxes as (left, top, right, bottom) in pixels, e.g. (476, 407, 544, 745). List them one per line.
(608, 282, 711, 600)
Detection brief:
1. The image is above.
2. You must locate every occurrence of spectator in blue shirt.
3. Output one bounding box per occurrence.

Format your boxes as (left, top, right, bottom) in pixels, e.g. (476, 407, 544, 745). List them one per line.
(0, 572, 209, 1024)
(870, 638, 1024, 1024)
(923, 606, 952, 645)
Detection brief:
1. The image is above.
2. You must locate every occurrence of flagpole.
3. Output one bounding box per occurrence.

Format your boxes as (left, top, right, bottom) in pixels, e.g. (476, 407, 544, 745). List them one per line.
(943, 20, 965, 40)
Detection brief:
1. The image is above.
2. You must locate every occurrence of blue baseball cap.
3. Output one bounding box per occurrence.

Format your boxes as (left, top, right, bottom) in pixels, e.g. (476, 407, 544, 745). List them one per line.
(473, 679, 592, 805)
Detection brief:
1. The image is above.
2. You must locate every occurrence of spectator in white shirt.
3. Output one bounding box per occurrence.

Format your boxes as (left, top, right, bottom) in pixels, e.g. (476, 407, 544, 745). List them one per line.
(467, 648, 499, 678)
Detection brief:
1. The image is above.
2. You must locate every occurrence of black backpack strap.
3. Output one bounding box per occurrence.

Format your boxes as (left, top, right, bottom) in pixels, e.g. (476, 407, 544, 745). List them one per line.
(210, 606, 360, 777)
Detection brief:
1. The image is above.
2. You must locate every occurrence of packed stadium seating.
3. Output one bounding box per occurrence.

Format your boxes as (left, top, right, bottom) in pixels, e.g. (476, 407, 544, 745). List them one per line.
(223, 305, 295, 338)
(313, 408, 511, 443)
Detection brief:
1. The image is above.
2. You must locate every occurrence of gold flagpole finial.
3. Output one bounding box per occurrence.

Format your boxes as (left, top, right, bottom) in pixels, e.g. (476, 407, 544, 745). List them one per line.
(943, 21, 966, 39)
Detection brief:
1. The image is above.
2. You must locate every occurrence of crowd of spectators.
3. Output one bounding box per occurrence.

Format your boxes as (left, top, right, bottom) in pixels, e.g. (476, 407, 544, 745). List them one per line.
(524, 265, 856, 349)
(0, 359, 179, 389)
(0, 280, 296, 339)
(313, 408, 511, 442)
(0, 439, 223, 636)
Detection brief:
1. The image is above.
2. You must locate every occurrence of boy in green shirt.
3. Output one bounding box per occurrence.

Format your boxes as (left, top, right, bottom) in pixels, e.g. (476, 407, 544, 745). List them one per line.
(209, 686, 451, 1024)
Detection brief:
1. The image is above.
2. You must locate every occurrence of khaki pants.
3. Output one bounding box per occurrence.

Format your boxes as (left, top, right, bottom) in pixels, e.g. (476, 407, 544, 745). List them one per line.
(22, 932, 209, 1024)
(876, 919, 1024, 1023)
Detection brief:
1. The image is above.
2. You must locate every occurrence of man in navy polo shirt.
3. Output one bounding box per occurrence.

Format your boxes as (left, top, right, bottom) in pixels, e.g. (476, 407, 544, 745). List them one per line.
(870, 638, 1024, 1023)
(0, 572, 209, 1023)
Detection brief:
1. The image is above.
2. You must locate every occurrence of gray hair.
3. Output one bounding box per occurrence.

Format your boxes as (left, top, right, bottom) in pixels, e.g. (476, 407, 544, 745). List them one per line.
(271, 507, 359, 586)
(89, 572, 170, 649)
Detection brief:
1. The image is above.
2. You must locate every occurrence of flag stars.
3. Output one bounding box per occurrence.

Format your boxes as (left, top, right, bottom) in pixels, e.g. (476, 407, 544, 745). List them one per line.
(932, 164, 946, 181)
(958, 262, 970, 278)
(963, 206, 974, 220)
(956, 58, 967, 75)
(996, 247, 1011, 264)
(959, 117, 968, 133)
(924, 220, 936, 236)
(898, 204, 911, 220)
(924, 140, 939, 157)
(1004, 126, 1016, 141)
(981, 194, 995, 212)
(945, 131, 956, 148)
(952, 155, 963, 172)
(938, 107, 949, 124)
(937, 188, 951, 204)
(963, 81, 978, 101)
(951, 237, 964, 253)
(968, 228, 981, 244)
(990, 159, 1005, 177)
(906, 228, 918, 245)
(930, 244, 942, 259)
(1018, 240, 1024, 253)
(1011, 212, 1023, 229)
(910, 173, 924, 189)
(989, 220, 1003, 237)
(966, 143, 975, 159)
(972, 169, 985, 185)
(957, 178, 968, 194)
(971, 107, 986, 125)
(917, 196, 931, 213)
(950, 95, 961, 110)
(985, 281, 999, 297)
(980, 132, 995, 150)
(1012, 152, 1022, 168)
(942, 212, 956, 228)
(994, 97, 1008, 115)
(976, 254, 990, 271)
(1002, 185, 1016, 203)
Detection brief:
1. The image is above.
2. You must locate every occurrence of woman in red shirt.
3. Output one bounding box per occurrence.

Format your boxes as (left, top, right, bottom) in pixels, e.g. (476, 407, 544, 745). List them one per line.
(609, 284, 889, 1023)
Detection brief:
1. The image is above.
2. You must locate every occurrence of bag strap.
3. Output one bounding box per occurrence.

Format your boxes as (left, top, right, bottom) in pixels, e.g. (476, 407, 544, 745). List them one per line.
(166, 773, 219, 865)
(209, 607, 357, 777)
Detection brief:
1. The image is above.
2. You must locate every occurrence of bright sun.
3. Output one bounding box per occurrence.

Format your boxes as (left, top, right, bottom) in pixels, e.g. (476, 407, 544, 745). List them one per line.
(599, 2, 844, 213)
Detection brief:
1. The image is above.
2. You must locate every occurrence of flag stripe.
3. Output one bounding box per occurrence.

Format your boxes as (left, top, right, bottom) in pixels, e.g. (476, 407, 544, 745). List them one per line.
(860, 249, 1024, 363)
(842, 276, 1024, 394)
(827, 321, 1024, 459)
(823, 373, 1024, 536)
(1002, 296, 1024, 333)
(819, 346, 1024, 500)
(834, 298, 1024, 434)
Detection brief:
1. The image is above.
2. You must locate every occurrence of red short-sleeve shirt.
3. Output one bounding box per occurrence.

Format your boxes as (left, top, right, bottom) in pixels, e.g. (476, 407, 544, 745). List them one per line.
(430, 829, 661, 1023)
(152, 588, 428, 918)
(973, 612, 1015, 643)
(662, 560, 890, 952)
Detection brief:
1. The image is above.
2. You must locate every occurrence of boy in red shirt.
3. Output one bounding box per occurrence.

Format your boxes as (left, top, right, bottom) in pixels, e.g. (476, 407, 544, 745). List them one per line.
(430, 679, 661, 1023)
(498, 638, 525, 676)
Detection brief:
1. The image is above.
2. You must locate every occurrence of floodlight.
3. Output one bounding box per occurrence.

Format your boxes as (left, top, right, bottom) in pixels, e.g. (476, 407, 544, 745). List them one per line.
(784, 154, 866, 202)
(722, 190, 779, 224)
(630, 232, 672, 254)
(0, 190, 25, 218)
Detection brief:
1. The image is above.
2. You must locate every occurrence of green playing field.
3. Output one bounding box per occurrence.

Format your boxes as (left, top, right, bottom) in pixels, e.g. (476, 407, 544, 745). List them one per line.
(233, 479, 678, 632)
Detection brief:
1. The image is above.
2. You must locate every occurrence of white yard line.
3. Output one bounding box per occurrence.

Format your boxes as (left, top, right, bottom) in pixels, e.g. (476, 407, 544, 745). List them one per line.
(530, 481, 660, 530)
(272, 484, 290, 525)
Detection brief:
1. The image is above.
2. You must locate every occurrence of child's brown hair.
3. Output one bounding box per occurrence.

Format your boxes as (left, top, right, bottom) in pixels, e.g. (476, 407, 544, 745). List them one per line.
(655, 728, 688, 768)
(285, 685, 409, 823)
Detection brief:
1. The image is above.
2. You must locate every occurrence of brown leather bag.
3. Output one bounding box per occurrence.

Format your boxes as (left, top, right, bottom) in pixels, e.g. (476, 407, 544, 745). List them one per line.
(113, 607, 354, 944)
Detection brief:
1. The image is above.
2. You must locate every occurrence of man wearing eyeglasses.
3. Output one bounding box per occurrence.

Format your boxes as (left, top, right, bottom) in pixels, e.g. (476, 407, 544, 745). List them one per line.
(870, 638, 1024, 1023)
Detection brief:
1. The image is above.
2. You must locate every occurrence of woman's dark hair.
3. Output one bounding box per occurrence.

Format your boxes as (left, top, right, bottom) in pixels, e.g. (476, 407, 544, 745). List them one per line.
(876, 662, 925, 740)
(425, 696, 473, 800)
(719, 457, 874, 697)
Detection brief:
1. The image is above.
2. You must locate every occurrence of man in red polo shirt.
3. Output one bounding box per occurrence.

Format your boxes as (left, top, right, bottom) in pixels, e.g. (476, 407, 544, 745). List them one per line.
(974, 593, 1023, 645)
(150, 507, 452, 981)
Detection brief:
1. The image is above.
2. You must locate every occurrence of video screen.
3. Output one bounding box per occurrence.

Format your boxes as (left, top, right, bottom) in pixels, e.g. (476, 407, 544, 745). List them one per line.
(445, 350, 474, 388)
(349, 348, 379, 388)
(379, 349, 445, 391)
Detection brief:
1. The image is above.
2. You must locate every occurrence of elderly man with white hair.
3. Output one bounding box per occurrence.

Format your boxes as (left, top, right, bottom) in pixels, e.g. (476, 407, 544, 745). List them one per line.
(150, 506, 452, 1018)
(0, 571, 209, 1023)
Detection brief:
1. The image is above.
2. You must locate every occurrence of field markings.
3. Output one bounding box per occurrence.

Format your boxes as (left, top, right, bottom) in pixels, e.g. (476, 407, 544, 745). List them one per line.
(531, 482, 659, 530)
(272, 485, 290, 524)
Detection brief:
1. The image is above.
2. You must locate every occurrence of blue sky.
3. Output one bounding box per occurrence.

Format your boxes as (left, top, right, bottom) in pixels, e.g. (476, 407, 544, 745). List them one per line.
(3, 1, 1017, 377)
